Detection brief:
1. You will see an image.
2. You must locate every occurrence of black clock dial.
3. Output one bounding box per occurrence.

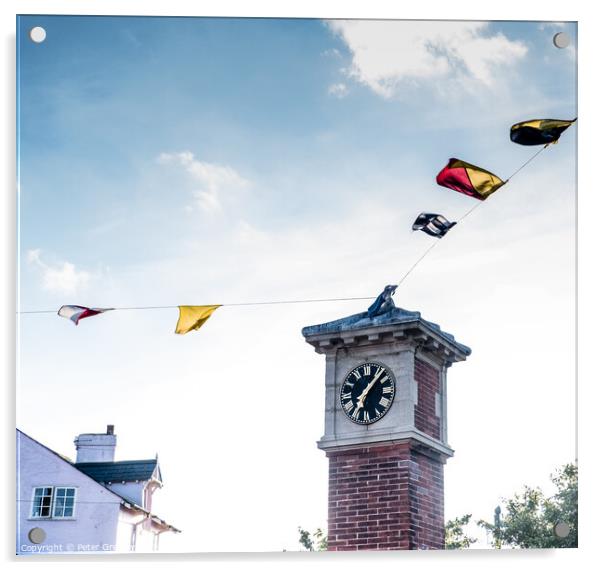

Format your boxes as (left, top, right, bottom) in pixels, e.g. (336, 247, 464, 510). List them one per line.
(340, 362, 395, 425)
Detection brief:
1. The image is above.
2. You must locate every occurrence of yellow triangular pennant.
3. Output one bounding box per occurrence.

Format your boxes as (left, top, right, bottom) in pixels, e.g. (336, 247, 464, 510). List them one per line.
(175, 305, 221, 335)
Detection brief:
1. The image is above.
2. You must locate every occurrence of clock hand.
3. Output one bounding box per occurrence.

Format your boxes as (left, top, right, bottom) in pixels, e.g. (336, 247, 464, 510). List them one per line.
(357, 377, 379, 408)
(358, 367, 388, 405)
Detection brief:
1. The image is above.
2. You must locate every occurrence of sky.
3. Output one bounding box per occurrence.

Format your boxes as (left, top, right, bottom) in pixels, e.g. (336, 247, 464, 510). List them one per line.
(16, 16, 577, 552)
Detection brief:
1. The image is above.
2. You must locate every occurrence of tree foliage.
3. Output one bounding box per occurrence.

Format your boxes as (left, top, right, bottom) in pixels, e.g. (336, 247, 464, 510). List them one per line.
(297, 527, 327, 551)
(445, 514, 477, 549)
(478, 463, 577, 548)
(297, 464, 576, 551)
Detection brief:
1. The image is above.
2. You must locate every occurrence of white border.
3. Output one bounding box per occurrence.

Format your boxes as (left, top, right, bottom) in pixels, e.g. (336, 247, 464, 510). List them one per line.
(3, 2, 598, 569)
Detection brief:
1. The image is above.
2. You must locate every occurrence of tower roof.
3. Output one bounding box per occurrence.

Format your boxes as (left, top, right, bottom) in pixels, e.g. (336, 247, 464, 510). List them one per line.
(302, 307, 470, 363)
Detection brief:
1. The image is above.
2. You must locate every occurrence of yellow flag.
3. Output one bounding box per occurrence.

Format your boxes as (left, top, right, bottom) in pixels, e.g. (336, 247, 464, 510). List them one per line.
(175, 305, 221, 335)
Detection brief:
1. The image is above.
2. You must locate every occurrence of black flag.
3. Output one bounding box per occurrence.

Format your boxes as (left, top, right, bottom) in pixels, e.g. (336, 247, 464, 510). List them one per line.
(412, 213, 456, 238)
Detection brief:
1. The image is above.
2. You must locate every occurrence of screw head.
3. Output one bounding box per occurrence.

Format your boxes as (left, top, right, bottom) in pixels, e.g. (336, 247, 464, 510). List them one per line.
(28, 527, 47, 544)
(29, 26, 47, 43)
(553, 32, 570, 49)
(554, 521, 570, 538)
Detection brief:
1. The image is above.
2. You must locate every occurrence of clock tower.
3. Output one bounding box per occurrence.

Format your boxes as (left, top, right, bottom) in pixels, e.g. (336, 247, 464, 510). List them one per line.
(302, 298, 470, 550)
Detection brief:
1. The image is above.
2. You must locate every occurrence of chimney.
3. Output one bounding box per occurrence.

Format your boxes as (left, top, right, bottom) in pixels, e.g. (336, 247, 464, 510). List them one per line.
(74, 425, 117, 463)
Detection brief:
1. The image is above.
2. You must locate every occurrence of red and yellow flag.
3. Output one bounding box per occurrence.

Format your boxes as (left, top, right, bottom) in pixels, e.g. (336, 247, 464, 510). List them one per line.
(436, 158, 505, 201)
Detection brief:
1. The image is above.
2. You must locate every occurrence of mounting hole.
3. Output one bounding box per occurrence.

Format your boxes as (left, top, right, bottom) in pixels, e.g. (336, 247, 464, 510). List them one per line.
(29, 26, 46, 43)
(554, 521, 570, 538)
(553, 32, 570, 49)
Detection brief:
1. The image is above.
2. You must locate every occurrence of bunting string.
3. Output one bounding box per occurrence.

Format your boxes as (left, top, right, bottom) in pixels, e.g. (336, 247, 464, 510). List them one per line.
(394, 142, 554, 289)
(504, 144, 549, 184)
(16, 117, 575, 333)
(396, 240, 440, 288)
(18, 296, 376, 315)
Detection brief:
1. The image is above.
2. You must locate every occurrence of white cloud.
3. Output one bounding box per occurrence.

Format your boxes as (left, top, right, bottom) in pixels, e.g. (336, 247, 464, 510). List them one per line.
(321, 47, 341, 58)
(327, 20, 527, 98)
(157, 151, 250, 213)
(26, 249, 91, 294)
(26, 248, 42, 265)
(327, 82, 349, 98)
(565, 43, 576, 60)
(234, 220, 269, 246)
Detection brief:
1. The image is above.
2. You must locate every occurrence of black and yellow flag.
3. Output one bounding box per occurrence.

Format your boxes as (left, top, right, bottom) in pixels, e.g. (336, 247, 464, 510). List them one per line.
(510, 118, 576, 146)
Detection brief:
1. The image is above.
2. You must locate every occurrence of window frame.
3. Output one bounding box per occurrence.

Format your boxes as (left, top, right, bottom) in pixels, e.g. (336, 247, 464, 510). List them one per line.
(30, 486, 54, 519)
(52, 486, 78, 519)
(30, 486, 78, 520)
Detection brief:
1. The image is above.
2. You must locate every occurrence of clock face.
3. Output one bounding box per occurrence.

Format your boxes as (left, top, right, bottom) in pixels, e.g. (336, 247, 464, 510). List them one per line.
(340, 362, 395, 425)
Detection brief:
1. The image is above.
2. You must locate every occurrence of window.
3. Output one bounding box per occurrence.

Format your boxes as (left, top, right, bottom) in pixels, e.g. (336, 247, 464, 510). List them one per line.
(31, 486, 77, 519)
(53, 487, 76, 518)
(31, 487, 53, 518)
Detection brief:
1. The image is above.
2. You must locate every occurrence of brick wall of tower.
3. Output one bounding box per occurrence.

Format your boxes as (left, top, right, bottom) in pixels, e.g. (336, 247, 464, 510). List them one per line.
(411, 448, 445, 549)
(414, 359, 441, 440)
(326, 442, 445, 550)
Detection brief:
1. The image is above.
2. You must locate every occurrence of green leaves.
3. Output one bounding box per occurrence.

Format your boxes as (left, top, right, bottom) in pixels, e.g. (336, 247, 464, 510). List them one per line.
(445, 514, 477, 549)
(478, 463, 577, 549)
(297, 527, 327, 551)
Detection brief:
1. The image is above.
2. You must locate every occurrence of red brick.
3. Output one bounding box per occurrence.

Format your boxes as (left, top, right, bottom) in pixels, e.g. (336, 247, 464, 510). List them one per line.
(326, 441, 445, 551)
(414, 360, 441, 440)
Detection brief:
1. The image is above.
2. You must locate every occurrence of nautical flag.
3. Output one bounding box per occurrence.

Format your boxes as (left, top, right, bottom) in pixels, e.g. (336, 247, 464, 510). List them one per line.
(436, 158, 505, 201)
(58, 305, 113, 326)
(510, 118, 576, 146)
(175, 305, 221, 335)
(412, 213, 456, 238)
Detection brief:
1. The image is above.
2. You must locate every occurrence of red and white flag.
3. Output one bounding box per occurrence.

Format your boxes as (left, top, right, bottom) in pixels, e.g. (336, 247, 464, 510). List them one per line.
(57, 305, 113, 326)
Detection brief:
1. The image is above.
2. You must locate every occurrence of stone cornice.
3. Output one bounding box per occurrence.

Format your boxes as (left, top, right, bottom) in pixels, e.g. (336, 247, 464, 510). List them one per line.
(303, 313, 470, 365)
(317, 427, 455, 459)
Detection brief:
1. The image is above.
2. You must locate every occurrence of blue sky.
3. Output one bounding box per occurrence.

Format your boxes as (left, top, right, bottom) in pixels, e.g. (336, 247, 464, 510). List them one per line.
(18, 17, 576, 271)
(17, 16, 576, 551)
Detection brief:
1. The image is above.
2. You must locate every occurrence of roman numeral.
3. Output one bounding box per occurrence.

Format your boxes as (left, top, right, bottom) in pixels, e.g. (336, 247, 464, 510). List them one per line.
(341, 391, 352, 400)
(382, 386, 393, 394)
(379, 397, 389, 407)
(352, 370, 361, 380)
(352, 406, 361, 420)
(363, 364, 371, 376)
(344, 400, 354, 412)
(364, 410, 370, 421)
(373, 366, 385, 382)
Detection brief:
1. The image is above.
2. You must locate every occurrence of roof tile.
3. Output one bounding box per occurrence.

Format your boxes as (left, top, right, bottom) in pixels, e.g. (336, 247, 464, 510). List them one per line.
(75, 459, 158, 483)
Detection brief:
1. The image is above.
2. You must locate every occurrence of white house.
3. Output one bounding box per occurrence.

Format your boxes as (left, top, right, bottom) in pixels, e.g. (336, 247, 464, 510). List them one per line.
(16, 425, 180, 555)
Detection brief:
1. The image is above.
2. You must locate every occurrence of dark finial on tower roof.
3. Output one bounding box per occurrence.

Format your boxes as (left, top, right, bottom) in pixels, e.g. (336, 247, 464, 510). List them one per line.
(367, 285, 398, 318)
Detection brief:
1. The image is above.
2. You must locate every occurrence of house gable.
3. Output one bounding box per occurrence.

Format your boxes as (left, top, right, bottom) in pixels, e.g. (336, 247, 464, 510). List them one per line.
(16, 430, 123, 553)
